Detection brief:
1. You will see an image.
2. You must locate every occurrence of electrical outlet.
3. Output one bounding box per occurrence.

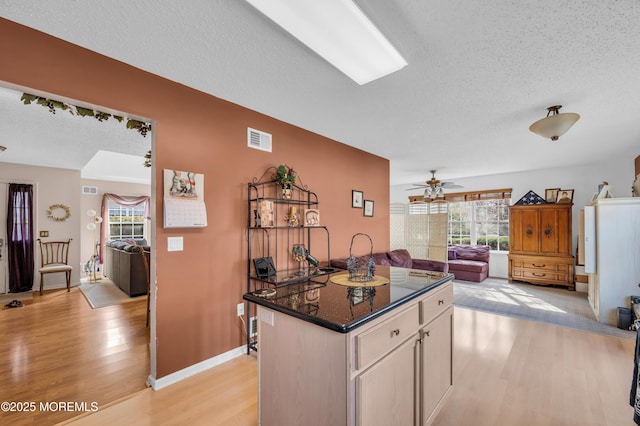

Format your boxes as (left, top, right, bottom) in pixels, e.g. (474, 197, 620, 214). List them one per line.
(237, 303, 244, 317)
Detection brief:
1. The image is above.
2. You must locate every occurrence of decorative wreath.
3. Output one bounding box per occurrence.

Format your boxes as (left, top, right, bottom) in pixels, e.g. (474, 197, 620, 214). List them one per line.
(47, 204, 71, 222)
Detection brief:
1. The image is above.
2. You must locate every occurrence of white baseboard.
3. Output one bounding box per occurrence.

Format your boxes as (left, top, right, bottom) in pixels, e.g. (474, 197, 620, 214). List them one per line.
(147, 345, 247, 391)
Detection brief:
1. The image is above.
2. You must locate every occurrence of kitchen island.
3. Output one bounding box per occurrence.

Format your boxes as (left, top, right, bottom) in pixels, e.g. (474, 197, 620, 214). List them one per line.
(243, 265, 454, 426)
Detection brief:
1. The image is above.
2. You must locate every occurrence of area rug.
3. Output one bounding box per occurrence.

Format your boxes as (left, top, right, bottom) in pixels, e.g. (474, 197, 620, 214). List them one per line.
(79, 280, 146, 309)
(453, 277, 635, 339)
(0, 291, 33, 307)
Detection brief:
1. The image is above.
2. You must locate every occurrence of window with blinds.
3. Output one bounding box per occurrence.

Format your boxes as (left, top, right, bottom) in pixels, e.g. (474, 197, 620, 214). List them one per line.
(408, 188, 512, 252)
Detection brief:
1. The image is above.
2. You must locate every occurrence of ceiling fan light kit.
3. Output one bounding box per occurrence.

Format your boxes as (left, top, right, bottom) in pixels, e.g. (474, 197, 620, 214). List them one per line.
(529, 105, 580, 141)
(408, 170, 463, 200)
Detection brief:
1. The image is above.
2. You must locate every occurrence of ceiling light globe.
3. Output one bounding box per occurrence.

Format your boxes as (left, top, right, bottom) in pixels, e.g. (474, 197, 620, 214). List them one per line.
(529, 105, 580, 141)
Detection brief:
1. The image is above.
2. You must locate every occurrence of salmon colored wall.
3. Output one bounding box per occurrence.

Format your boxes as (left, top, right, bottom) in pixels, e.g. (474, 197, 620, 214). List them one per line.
(0, 18, 389, 378)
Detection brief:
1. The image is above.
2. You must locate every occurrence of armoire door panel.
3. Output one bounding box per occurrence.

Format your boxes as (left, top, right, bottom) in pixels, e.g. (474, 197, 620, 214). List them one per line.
(539, 209, 559, 254)
(512, 209, 539, 253)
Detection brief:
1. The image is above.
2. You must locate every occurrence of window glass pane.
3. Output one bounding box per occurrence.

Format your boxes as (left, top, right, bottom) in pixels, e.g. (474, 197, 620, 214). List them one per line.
(448, 198, 510, 250)
(107, 199, 146, 240)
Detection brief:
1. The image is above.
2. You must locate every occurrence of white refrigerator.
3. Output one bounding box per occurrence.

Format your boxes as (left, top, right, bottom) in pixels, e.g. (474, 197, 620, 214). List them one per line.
(584, 198, 640, 326)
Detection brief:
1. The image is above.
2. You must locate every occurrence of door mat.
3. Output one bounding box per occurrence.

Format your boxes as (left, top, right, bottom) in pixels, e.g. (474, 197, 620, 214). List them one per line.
(0, 291, 33, 306)
(79, 280, 146, 309)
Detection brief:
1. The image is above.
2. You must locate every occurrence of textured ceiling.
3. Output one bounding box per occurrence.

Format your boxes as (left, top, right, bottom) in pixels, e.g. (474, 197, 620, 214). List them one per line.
(1, 0, 639, 188)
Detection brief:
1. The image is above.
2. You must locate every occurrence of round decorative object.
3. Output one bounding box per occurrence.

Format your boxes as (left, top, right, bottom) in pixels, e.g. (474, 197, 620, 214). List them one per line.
(47, 204, 71, 222)
(253, 288, 276, 298)
(330, 273, 389, 287)
(633, 174, 640, 197)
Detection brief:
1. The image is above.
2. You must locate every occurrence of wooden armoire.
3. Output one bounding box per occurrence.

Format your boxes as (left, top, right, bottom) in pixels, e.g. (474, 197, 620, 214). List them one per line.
(508, 203, 575, 290)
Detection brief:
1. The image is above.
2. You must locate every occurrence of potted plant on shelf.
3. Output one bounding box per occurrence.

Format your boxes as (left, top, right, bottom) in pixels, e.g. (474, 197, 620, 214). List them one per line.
(275, 164, 296, 199)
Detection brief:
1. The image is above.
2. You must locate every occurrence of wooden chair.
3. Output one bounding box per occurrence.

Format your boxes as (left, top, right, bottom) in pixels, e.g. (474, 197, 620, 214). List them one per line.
(37, 238, 73, 295)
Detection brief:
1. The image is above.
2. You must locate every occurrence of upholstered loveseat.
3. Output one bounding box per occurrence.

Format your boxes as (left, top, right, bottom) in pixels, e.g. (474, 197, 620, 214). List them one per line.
(103, 239, 150, 297)
(331, 248, 449, 273)
(447, 244, 490, 282)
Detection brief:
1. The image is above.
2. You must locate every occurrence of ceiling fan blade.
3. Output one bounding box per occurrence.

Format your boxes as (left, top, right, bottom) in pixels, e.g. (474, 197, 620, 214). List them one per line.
(440, 182, 464, 189)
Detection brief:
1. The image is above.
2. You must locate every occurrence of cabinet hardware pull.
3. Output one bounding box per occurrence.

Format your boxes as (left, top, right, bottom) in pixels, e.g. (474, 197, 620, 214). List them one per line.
(391, 329, 400, 337)
(532, 273, 546, 277)
(425, 331, 430, 337)
(438, 299, 444, 305)
(532, 264, 546, 268)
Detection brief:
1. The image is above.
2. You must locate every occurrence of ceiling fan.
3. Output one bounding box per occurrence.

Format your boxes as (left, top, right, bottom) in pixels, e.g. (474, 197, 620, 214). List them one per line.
(408, 170, 464, 199)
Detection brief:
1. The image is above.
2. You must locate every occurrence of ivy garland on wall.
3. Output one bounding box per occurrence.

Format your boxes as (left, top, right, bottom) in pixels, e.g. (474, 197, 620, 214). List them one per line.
(20, 93, 152, 137)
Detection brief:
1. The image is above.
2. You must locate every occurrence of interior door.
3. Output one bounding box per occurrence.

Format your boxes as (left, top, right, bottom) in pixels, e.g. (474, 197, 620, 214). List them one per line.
(0, 183, 7, 293)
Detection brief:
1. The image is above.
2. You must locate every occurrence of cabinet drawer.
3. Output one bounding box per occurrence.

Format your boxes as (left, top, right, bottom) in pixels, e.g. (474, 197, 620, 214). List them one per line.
(421, 283, 453, 324)
(356, 304, 419, 370)
(521, 261, 568, 272)
(515, 269, 567, 283)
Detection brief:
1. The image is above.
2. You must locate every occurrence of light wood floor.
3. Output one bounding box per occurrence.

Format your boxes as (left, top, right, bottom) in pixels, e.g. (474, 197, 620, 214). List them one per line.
(0, 287, 149, 425)
(62, 306, 636, 425)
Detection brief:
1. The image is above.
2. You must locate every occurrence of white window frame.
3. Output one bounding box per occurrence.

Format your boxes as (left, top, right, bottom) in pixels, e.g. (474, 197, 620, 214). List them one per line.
(107, 200, 147, 241)
(447, 199, 510, 251)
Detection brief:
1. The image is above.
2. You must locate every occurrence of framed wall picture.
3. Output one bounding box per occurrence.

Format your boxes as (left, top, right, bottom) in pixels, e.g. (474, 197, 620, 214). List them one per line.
(253, 257, 276, 278)
(545, 188, 560, 203)
(364, 200, 374, 217)
(352, 190, 364, 208)
(556, 189, 574, 204)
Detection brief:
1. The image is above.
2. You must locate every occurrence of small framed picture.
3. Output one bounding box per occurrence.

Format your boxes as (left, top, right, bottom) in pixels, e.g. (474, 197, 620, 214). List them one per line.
(545, 188, 560, 203)
(352, 190, 364, 208)
(556, 189, 574, 204)
(253, 257, 276, 278)
(304, 209, 320, 226)
(363, 200, 374, 217)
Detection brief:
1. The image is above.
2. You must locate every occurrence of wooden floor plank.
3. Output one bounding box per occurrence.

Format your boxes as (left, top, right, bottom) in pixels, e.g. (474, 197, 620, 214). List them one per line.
(0, 287, 149, 425)
(63, 306, 635, 426)
(3, 287, 635, 425)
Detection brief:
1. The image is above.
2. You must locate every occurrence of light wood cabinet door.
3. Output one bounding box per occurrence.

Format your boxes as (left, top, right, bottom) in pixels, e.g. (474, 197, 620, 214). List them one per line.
(422, 307, 453, 423)
(356, 334, 419, 426)
(509, 208, 539, 253)
(539, 207, 570, 255)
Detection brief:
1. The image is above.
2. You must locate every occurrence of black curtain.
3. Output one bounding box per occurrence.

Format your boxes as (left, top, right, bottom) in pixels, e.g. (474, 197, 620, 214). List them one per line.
(7, 184, 34, 293)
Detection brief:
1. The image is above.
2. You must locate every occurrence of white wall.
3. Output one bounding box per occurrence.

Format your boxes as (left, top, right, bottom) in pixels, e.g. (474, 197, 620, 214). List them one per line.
(391, 154, 637, 264)
(0, 163, 151, 292)
(0, 162, 81, 290)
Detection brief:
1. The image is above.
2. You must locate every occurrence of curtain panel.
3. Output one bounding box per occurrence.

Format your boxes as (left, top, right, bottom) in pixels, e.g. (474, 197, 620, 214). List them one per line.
(7, 183, 34, 293)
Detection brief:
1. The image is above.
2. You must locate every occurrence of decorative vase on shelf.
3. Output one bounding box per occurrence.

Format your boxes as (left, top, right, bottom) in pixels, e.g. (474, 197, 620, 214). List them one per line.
(275, 164, 296, 199)
(281, 182, 292, 199)
(292, 244, 307, 276)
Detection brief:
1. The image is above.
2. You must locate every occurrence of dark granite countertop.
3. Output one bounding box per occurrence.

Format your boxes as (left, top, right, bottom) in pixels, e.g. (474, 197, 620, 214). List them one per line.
(243, 266, 454, 333)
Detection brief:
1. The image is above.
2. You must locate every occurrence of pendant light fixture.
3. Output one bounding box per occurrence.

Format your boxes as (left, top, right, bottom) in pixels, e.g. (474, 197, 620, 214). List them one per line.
(529, 105, 580, 141)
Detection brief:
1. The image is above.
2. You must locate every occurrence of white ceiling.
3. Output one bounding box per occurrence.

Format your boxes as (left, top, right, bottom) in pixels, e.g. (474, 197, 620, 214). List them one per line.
(1, 0, 640, 189)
